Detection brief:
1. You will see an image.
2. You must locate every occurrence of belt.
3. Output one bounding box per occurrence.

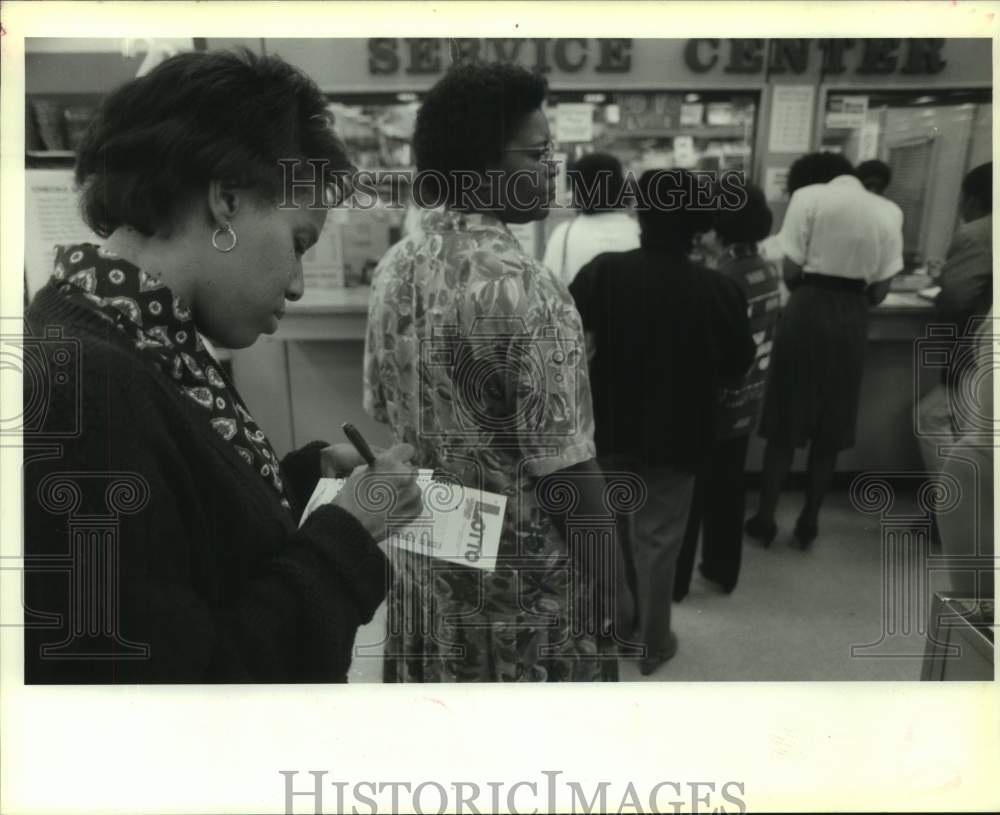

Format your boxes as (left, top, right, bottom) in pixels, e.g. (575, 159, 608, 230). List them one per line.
(800, 273, 867, 293)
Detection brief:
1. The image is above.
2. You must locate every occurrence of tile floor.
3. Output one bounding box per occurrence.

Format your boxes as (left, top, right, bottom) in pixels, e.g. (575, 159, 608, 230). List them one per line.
(348, 488, 952, 683)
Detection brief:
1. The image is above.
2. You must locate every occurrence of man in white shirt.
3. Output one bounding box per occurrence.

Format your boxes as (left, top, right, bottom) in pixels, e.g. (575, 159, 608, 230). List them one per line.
(543, 152, 640, 287)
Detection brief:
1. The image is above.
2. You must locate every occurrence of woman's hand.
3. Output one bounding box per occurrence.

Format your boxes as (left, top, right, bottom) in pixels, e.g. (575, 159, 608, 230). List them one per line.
(330, 443, 423, 541)
(866, 277, 894, 306)
(320, 442, 386, 478)
(782, 256, 804, 291)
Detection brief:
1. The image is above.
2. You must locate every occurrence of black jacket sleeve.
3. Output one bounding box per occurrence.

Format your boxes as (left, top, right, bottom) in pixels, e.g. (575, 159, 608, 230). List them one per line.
(710, 273, 757, 381)
(23, 346, 389, 684)
(569, 256, 602, 330)
(281, 440, 328, 522)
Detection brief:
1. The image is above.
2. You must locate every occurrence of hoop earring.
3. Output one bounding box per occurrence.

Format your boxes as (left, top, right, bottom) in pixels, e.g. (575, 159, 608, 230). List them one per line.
(212, 223, 238, 253)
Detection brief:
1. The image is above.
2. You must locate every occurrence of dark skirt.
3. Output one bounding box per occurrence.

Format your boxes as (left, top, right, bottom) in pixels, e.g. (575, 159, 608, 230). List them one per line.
(758, 283, 869, 452)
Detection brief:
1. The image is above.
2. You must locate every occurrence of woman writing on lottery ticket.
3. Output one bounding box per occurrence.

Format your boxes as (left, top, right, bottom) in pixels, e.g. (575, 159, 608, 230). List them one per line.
(23, 49, 422, 684)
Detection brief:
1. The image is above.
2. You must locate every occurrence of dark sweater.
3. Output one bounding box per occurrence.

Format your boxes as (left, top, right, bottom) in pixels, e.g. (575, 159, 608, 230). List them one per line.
(570, 245, 756, 473)
(24, 281, 390, 683)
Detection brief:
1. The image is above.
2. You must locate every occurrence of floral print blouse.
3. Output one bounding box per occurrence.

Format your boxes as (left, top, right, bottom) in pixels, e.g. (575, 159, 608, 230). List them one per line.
(363, 209, 612, 682)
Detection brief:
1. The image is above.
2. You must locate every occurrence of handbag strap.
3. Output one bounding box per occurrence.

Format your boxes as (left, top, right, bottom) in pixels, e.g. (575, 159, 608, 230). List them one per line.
(560, 216, 575, 283)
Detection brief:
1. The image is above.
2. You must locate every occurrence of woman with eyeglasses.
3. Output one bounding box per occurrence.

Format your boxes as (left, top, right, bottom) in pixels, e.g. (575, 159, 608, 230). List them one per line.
(364, 61, 632, 682)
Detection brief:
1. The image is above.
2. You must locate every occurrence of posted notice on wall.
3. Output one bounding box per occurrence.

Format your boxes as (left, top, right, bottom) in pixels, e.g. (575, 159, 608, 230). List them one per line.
(302, 219, 346, 290)
(826, 95, 869, 129)
(680, 102, 704, 127)
(25, 168, 103, 300)
(768, 85, 815, 154)
(764, 167, 790, 202)
(555, 103, 594, 143)
(300, 470, 506, 571)
(858, 122, 881, 161)
(673, 135, 696, 168)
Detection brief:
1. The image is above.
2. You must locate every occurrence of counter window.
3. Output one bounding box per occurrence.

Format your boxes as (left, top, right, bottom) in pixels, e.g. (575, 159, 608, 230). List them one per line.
(542, 90, 760, 251)
(820, 88, 992, 269)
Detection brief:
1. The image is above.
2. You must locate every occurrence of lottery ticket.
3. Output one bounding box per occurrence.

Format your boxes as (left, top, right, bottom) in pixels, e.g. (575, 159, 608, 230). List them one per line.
(299, 470, 506, 571)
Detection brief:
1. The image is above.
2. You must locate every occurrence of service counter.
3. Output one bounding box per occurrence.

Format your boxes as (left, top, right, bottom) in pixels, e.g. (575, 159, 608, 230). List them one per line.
(231, 287, 938, 474)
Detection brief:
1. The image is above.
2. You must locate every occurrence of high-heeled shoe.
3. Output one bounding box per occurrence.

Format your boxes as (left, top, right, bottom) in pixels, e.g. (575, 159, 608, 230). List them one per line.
(744, 515, 777, 547)
(793, 516, 818, 549)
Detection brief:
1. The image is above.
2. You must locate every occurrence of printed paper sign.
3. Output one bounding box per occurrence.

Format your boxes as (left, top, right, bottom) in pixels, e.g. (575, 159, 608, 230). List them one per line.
(302, 222, 345, 289)
(25, 169, 102, 300)
(768, 85, 815, 153)
(858, 122, 881, 161)
(706, 102, 735, 126)
(673, 135, 696, 168)
(826, 95, 868, 130)
(764, 167, 789, 202)
(555, 103, 594, 142)
(680, 103, 704, 126)
(300, 470, 507, 571)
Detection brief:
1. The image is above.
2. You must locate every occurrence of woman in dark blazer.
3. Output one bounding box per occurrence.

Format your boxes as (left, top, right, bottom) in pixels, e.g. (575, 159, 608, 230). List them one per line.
(24, 49, 422, 683)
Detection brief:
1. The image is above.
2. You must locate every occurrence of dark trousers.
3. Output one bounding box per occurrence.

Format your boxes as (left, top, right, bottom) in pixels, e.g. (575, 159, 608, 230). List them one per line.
(622, 465, 695, 657)
(676, 435, 751, 597)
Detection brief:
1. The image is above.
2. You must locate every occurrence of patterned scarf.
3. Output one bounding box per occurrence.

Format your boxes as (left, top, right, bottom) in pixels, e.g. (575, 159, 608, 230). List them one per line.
(52, 243, 292, 511)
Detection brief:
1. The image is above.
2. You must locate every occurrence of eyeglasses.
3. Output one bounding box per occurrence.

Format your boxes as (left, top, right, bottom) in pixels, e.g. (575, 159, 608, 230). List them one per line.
(503, 142, 556, 163)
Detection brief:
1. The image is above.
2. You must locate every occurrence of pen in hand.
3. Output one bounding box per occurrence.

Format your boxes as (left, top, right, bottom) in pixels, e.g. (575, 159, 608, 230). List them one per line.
(341, 422, 377, 466)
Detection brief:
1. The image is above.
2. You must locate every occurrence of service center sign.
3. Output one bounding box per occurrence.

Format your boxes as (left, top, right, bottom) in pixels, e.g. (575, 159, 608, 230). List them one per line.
(365, 38, 951, 78)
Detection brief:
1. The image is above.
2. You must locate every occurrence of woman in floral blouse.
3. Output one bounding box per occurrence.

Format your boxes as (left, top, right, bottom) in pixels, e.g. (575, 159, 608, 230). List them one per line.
(364, 62, 631, 682)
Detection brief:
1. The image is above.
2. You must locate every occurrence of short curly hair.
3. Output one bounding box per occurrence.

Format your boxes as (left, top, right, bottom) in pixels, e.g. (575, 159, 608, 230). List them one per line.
(962, 162, 992, 214)
(636, 169, 714, 252)
(412, 61, 548, 206)
(786, 151, 854, 194)
(713, 182, 773, 245)
(856, 159, 892, 193)
(570, 152, 626, 214)
(75, 48, 353, 238)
